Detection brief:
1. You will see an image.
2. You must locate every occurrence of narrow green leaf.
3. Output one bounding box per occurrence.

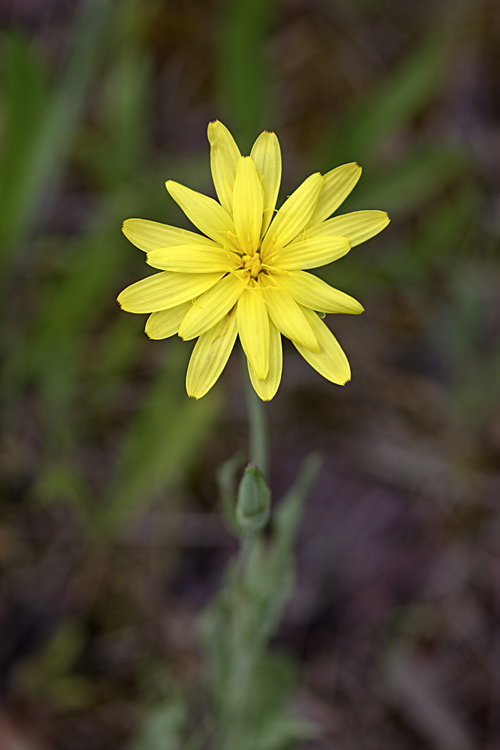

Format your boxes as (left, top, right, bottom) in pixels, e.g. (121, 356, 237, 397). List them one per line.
(217, 0, 277, 151)
(0, 0, 112, 261)
(316, 35, 450, 168)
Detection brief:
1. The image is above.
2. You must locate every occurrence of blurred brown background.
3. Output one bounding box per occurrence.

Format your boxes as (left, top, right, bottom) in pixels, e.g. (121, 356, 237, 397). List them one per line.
(1, 0, 500, 748)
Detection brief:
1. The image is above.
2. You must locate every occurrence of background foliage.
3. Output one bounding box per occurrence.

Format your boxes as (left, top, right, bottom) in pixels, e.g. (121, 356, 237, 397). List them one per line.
(1, 0, 500, 748)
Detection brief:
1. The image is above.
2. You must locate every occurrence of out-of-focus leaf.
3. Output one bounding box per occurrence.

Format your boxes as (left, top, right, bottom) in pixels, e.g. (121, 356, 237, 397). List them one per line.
(316, 35, 450, 167)
(218, 0, 277, 151)
(128, 698, 188, 750)
(438, 263, 500, 426)
(91, 314, 145, 399)
(0, 33, 50, 240)
(350, 146, 467, 216)
(84, 51, 152, 189)
(35, 463, 89, 509)
(15, 622, 93, 711)
(383, 648, 476, 750)
(0, 0, 112, 262)
(103, 340, 221, 529)
(216, 452, 245, 535)
(104, 55, 151, 185)
(411, 186, 479, 265)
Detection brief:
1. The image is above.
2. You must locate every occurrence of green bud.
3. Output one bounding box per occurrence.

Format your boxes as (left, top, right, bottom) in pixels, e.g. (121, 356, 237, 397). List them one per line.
(235, 463, 271, 533)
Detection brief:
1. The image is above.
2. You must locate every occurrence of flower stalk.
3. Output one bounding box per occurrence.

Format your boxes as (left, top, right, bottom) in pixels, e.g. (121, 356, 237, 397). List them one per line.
(243, 349, 269, 478)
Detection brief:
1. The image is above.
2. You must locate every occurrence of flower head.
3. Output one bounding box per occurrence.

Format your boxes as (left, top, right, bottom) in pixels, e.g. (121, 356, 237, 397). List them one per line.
(118, 121, 389, 400)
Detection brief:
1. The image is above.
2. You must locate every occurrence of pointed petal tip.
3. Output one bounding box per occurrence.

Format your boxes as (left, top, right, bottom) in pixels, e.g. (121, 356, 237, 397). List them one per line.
(207, 120, 219, 135)
(255, 391, 274, 401)
(207, 119, 230, 137)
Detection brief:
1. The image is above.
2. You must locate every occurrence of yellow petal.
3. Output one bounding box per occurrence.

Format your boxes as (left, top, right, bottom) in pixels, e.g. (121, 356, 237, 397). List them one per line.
(261, 173, 323, 255)
(117, 271, 223, 313)
(147, 245, 240, 273)
(166, 181, 236, 247)
(122, 218, 216, 253)
(260, 276, 319, 352)
(268, 236, 350, 270)
(233, 157, 264, 254)
(178, 272, 246, 340)
(250, 131, 281, 237)
(248, 320, 282, 401)
(307, 210, 390, 246)
(237, 288, 269, 379)
(293, 306, 351, 385)
(271, 271, 363, 314)
(305, 163, 362, 228)
(208, 120, 241, 215)
(186, 308, 238, 399)
(145, 302, 192, 339)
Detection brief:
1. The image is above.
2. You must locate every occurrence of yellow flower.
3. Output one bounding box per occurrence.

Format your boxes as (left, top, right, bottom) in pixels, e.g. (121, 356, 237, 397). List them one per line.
(118, 121, 389, 400)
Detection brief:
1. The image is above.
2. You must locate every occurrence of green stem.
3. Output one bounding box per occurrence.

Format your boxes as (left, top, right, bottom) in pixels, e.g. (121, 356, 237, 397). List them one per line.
(241, 348, 269, 477)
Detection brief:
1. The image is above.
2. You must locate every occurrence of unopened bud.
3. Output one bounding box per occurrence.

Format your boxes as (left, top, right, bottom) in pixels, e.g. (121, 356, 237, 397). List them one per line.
(236, 463, 271, 533)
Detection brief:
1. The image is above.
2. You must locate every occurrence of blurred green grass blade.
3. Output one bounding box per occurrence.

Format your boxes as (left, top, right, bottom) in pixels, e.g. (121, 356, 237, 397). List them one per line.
(273, 452, 322, 548)
(438, 263, 500, 425)
(103, 341, 221, 529)
(0, 32, 49, 128)
(128, 699, 188, 750)
(350, 146, 467, 216)
(15, 622, 93, 711)
(218, 0, 277, 151)
(0, 33, 50, 224)
(97, 53, 152, 187)
(22, 25, 153, 378)
(316, 35, 449, 167)
(0, 0, 112, 261)
(412, 186, 479, 265)
(27, 215, 130, 378)
(91, 314, 145, 397)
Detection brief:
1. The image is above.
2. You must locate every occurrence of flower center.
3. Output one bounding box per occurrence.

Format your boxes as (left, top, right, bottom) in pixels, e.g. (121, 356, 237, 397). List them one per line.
(241, 252, 262, 279)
